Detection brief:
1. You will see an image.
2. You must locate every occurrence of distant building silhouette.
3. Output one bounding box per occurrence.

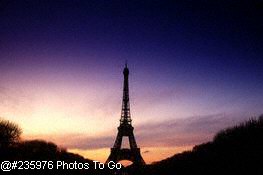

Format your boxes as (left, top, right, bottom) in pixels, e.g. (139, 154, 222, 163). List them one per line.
(106, 64, 145, 165)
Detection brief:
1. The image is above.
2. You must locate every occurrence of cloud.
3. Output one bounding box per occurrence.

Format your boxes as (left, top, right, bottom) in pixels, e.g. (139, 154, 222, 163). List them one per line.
(134, 112, 252, 147)
(143, 150, 150, 154)
(36, 112, 251, 150)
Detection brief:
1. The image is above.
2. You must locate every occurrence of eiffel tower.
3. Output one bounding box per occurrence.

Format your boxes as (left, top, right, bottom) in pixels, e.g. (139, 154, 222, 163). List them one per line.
(106, 64, 145, 165)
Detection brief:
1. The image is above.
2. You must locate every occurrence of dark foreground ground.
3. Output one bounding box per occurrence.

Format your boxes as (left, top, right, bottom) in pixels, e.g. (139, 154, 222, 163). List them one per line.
(1, 115, 263, 175)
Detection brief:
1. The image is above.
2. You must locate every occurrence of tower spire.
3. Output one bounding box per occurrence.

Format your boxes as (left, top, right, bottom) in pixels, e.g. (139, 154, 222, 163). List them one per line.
(120, 63, 131, 125)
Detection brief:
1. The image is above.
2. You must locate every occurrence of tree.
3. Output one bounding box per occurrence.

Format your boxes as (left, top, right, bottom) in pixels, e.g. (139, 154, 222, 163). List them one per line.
(0, 118, 22, 148)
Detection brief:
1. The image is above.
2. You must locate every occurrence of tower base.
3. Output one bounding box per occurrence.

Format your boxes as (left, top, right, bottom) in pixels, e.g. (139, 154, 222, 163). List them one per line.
(106, 148, 145, 165)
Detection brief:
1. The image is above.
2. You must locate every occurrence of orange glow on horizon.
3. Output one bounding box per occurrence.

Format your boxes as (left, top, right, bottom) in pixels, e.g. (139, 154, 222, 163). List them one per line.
(68, 146, 193, 164)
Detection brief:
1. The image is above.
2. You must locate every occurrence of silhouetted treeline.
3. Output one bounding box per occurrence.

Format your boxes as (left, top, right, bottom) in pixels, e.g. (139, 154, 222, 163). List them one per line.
(128, 115, 263, 175)
(0, 118, 115, 175)
(2, 115, 263, 175)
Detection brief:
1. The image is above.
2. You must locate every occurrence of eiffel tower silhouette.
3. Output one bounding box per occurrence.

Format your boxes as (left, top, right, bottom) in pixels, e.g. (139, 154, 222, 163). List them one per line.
(106, 64, 145, 165)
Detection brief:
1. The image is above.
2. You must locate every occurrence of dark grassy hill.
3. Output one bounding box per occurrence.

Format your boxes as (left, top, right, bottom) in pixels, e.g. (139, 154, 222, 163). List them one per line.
(2, 115, 263, 175)
(1, 139, 115, 175)
(129, 115, 263, 175)
(0, 117, 115, 175)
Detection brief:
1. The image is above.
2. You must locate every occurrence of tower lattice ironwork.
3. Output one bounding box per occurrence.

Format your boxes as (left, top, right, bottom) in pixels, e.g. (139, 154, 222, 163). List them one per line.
(106, 64, 145, 165)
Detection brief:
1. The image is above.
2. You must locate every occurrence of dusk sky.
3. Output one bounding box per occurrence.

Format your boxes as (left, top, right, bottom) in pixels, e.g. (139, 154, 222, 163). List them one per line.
(1, 0, 263, 163)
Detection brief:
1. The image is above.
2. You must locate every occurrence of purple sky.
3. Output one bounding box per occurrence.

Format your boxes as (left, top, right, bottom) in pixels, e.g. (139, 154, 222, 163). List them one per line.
(0, 0, 263, 162)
